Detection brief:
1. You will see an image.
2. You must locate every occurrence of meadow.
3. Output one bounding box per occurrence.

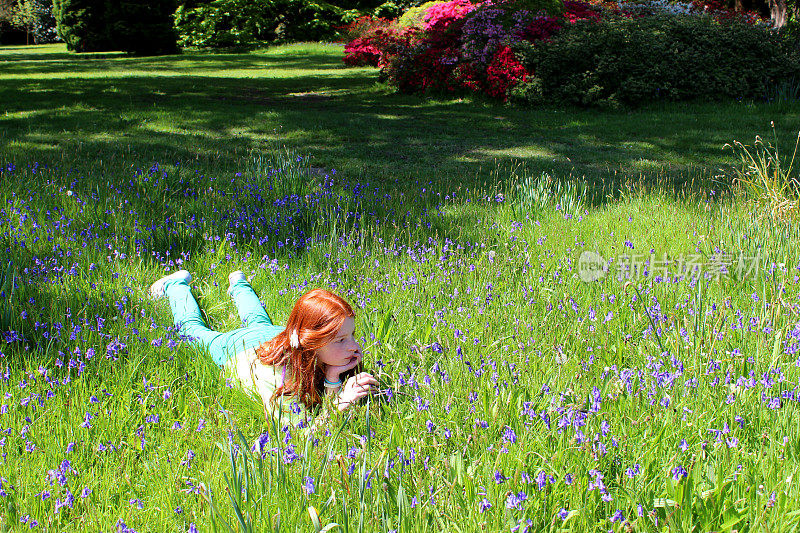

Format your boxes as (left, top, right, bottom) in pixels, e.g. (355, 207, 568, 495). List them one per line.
(2, 43, 800, 532)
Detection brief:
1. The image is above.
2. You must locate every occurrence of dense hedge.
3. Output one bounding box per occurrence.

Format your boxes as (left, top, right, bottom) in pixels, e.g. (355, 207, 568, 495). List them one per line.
(172, 0, 439, 48)
(518, 14, 800, 107)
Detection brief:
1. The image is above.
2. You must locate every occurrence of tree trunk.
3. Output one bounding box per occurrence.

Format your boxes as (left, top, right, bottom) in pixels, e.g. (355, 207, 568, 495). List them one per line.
(770, 0, 788, 27)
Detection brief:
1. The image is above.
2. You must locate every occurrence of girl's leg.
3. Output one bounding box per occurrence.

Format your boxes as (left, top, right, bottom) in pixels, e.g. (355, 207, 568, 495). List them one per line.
(163, 279, 229, 365)
(219, 325, 284, 361)
(223, 274, 283, 357)
(228, 275, 273, 326)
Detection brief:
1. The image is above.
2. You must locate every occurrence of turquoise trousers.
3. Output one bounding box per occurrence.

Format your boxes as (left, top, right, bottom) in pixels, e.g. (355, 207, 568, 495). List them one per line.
(163, 277, 284, 366)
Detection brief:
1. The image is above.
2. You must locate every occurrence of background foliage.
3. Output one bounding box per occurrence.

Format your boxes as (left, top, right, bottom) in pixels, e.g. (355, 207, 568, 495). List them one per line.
(174, 0, 362, 48)
(343, 0, 800, 106)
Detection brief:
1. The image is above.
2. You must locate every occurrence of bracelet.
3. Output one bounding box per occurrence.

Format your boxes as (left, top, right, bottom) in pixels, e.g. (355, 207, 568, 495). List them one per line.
(323, 378, 342, 388)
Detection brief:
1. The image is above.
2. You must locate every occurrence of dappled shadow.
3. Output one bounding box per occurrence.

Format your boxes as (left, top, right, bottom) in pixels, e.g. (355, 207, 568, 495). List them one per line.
(2, 43, 799, 195)
(0, 51, 347, 76)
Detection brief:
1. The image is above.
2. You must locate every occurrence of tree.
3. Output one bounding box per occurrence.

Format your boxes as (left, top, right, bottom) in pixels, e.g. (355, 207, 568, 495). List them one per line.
(11, 0, 34, 43)
(735, 0, 800, 27)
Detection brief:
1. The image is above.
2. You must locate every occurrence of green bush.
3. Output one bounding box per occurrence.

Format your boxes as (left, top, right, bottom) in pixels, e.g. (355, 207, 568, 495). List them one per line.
(396, 0, 443, 28)
(517, 15, 800, 107)
(507, 0, 563, 17)
(372, 1, 404, 18)
(780, 13, 800, 50)
(330, 0, 385, 11)
(54, 0, 179, 54)
(273, 0, 360, 42)
(175, 0, 279, 48)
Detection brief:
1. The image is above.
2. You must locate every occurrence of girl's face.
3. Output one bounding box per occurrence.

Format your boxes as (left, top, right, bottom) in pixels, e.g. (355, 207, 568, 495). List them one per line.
(316, 316, 362, 369)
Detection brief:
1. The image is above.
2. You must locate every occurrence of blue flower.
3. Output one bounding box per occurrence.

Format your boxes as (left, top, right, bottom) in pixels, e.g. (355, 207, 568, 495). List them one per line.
(303, 476, 316, 496)
(502, 426, 517, 444)
(505, 491, 527, 510)
(672, 465, 688, 481)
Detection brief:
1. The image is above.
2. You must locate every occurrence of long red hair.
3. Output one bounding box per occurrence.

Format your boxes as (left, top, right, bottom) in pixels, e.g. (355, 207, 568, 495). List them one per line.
(256, 288, 356, 409)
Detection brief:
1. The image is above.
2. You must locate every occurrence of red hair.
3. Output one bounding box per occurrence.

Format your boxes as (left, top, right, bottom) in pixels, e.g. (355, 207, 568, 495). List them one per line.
(256, 289, 356, 409)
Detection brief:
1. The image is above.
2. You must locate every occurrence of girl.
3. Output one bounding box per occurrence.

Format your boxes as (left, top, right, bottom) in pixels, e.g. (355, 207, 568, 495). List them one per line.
(150, 269, 378, 424)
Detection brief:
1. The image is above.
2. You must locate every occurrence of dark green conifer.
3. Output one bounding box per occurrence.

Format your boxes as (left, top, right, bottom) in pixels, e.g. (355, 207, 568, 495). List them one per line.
(53, 0, 114, 52)
(54, 0, 179, 54)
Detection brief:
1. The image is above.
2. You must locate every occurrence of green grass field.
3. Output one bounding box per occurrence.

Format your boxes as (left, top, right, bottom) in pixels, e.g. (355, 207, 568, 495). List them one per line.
(2, 42, 800, 532)
(3, 42, 800, 188)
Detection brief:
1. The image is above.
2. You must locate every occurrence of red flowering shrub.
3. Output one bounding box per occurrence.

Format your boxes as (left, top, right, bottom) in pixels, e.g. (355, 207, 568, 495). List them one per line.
(517, 15, 562, 42)
(452, 62, 482, 91)
(343, 22, 418, 67)
(387, 18, 467, 93)
(485, 45, 528, 100)
(343, 35, 384, 66)
(563, 0, 602, 22)
(396, 47, 456, 92)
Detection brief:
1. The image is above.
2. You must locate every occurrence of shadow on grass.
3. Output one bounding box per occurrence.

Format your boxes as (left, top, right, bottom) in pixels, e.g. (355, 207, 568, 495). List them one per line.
(2, 43, 799, 193)
(0, 50, 347, 76)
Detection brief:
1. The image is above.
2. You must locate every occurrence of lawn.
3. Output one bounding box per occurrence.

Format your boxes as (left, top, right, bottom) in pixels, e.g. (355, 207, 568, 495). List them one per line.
(3, 42, 800, 188)
(2, 43, 800, 532)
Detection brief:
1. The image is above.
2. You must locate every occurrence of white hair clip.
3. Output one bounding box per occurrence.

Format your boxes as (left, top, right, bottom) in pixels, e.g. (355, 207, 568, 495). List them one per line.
(289, 330, 300, 349)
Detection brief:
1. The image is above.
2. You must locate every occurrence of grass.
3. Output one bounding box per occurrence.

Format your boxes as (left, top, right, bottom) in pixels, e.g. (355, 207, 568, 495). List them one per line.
(2, 42, 800, 532)
(3, 42, 800, 190)
(727, 128, 800, 223)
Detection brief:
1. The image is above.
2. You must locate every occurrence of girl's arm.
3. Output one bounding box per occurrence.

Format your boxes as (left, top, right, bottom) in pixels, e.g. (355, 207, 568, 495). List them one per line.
(307, 372, 378, 431)
(330, 372, 378, 411)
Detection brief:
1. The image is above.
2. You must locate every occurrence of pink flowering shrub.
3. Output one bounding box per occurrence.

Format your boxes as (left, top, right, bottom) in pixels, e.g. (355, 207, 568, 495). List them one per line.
(423, 0, 477, 30)
(343, 37, 384, 66)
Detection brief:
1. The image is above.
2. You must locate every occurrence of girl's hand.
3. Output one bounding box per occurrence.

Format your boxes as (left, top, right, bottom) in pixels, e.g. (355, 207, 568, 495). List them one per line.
(324, 352, 362, 382)
(335, 372, 378, 411)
